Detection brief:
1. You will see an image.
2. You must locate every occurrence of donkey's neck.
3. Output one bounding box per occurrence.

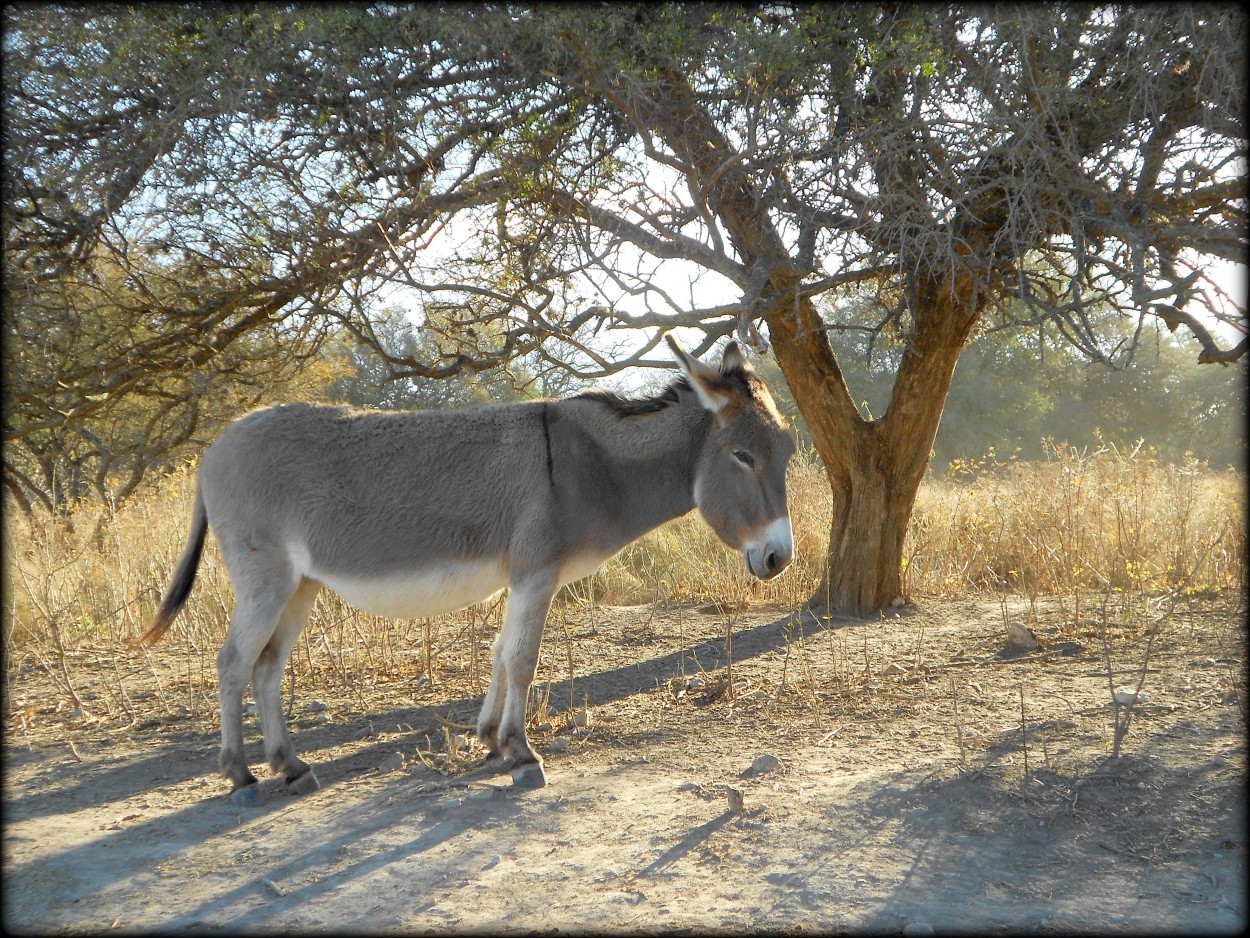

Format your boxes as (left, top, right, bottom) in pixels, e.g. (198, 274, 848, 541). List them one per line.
(558, 386, 710, 544)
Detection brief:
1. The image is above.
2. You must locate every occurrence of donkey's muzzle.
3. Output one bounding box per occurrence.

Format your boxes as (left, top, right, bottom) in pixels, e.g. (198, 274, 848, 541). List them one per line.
(744, 516, 794, 581)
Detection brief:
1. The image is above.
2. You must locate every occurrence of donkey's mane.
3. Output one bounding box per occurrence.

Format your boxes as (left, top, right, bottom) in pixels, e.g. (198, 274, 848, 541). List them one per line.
(576, 376, 692, 418)
(578, 367, 759, 419)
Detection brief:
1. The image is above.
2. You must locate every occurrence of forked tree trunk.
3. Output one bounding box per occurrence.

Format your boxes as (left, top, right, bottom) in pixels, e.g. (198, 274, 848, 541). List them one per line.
(819, 440, 914, 614)
(568, 53, 979, 615)
(606, 57, 981, 615)
(766, 278, 980, 617)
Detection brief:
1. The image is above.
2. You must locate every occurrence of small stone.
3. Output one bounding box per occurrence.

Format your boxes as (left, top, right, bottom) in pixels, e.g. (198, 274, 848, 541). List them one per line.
(243, 702, 258, 717)
(548, 737, 570, 753)
(883, 662, 907, 676)
(724, 785, 745, 813)
(1006, 620, 1040, 651)
(686, 676, 706, 690)
(305, 700, 329, 713)
(903, 923, 934, 937)
(453, 734, 471, 751)
(312, 713, 330, 725)
(676, 781, 703, 793)
(742, 753, 781, 777)
(440, 798, 463, 809)
(572, 708, 593, 729)
(1113, 686, 1148, 706)
(377, 752, 404, 773)
(890, 596, 906, 609)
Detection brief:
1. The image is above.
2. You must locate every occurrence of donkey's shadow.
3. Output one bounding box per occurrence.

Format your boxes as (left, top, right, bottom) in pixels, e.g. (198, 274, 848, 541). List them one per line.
(7, 606, 868, 821)
(312, 604, 870, 785)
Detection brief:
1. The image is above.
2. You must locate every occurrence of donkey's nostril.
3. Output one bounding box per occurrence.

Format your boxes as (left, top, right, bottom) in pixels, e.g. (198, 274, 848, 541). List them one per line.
(745, 517, 794, 580)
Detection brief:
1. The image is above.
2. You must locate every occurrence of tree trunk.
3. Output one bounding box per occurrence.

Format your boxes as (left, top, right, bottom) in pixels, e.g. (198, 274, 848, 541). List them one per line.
(583, 51, 985, 616)
(767, 275, 980, 617)
(819, 440, 912, 614)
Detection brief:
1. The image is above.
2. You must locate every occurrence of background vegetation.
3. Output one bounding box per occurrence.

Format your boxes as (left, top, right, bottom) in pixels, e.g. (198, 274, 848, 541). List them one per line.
(4, 438, 1243, 725)
(5, 4, 1244, 614)
(753, 318, 1247, 473)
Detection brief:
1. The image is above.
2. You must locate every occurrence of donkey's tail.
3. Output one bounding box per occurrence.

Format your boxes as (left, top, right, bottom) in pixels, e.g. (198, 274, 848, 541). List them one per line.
(130, 485, 208, 649)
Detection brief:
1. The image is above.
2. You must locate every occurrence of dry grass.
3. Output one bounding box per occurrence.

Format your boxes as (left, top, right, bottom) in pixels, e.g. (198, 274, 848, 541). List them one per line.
(3, 444, 1244, 726)
(912, 442, 1244, 590)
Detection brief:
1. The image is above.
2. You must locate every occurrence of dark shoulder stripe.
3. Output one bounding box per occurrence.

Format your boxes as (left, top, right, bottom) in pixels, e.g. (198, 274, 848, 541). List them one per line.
(541, 402, 555, 486)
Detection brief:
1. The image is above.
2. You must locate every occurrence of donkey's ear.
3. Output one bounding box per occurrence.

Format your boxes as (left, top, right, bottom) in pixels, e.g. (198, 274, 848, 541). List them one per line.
(720, 340, 752, 375)
(666, 333, 733, 414)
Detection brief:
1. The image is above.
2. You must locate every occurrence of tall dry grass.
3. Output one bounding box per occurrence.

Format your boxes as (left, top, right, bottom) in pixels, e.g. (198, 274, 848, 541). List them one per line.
(906, 441, 1245, 599)
(4, 443, 1244, 722)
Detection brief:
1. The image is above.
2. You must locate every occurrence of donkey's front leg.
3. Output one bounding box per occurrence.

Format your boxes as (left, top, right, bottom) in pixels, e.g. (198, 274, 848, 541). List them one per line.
(479, 575, 556, 788)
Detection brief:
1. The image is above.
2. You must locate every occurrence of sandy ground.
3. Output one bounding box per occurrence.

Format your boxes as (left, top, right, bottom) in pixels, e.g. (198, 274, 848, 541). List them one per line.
(3, 592, 1246, 934)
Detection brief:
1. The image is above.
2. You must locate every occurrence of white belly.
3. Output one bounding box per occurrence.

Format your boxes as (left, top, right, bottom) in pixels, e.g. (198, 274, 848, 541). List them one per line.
(315, 560, 509, 619)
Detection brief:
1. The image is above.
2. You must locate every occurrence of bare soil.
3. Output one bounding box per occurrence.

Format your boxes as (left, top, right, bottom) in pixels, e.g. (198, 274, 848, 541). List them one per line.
(4, 593, 1246, 934)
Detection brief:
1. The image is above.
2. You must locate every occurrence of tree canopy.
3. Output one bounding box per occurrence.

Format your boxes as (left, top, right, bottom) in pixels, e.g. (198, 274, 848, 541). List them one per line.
(5, 3, 1245, 609)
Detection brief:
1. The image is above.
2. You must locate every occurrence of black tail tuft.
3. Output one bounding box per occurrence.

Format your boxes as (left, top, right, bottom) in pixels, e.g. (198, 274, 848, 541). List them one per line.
(130, 490, 208, 649)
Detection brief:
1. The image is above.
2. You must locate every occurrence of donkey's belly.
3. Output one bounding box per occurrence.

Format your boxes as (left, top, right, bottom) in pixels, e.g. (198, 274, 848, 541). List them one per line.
(317, 559, 508, 619)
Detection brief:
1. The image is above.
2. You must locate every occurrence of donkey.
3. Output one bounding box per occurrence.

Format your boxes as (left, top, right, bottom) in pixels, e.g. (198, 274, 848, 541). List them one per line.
(134, 334, 795, 804)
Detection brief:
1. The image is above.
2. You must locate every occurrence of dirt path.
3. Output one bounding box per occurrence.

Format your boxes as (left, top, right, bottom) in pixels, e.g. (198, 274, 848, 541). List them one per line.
(4, 595, 1246, 933)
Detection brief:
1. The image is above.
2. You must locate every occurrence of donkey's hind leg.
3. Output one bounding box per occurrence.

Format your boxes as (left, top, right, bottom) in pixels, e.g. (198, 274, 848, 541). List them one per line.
(217, 550, 299, 805)
(476, 633, 509, 763)
(252, 578, 321, 795)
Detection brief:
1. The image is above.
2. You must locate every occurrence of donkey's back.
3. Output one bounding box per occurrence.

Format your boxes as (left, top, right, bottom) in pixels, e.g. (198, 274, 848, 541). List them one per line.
(203, 400, 547, 581)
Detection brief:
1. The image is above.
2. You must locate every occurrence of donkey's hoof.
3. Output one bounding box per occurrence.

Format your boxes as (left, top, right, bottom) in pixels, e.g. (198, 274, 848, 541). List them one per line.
(230, 783, 263, 807)
(287, 768, 320, 795)
(484, 750, 511, 772)
(510, 762, 548, 789)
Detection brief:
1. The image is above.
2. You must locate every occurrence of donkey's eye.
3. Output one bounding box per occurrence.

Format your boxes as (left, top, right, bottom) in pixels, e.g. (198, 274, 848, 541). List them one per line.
(733, 450, 756, 469)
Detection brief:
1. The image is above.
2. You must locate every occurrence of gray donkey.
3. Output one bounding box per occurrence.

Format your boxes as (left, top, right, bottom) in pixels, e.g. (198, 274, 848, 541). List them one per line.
(135, 334, 795, 803)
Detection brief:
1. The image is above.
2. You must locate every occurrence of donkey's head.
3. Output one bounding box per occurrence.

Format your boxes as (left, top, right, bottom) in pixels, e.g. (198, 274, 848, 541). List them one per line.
(668, 334, 796, 580)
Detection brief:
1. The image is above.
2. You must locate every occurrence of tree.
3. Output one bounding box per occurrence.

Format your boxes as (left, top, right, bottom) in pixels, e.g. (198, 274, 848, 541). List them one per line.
(321, 307, 533, 410)
(5, 5, 1246, 613)
(2, 247, 337, 509)
(3, 5, 561, 509)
